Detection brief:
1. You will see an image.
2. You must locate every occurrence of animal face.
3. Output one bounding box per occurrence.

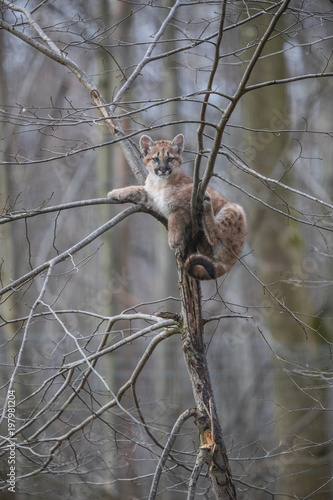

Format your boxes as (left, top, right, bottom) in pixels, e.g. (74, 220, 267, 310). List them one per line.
(140, 135, 184, 178)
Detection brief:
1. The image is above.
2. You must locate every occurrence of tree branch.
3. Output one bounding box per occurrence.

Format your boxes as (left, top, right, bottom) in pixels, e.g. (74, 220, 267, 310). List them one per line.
(198, 0, 291, 203)
(222, 151, 333, 212)
(0, 261, 55, 424)
(244, 71, 333, 93)
(149, 408, 197, 500)
(90, 90, 147, 185)
(110, 0, 182, 110)
(187, 448, 207, 500)
(0, 3, 145, 182)
(0, 205, 141, 297)
(0, 198, 112, 225)
(1, 0, 63, 55)
(0, 16, 95, 90)
(191, 0, 228, 235)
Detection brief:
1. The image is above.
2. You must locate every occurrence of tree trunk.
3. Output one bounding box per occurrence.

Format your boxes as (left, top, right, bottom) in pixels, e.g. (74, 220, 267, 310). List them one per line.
(176, 249, 237, 499)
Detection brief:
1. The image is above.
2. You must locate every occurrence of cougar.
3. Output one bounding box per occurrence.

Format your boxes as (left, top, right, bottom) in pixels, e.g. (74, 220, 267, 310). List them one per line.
(107, 134, 247, 280)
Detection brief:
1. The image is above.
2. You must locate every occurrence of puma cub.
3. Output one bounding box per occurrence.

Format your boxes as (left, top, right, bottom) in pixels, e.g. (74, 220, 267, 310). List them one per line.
(107, 134, 247, 280)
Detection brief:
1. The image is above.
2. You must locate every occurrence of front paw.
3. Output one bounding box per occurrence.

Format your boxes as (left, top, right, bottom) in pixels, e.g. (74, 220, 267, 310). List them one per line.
(107, 189, 123, 201)
(168, 231, 183, 249)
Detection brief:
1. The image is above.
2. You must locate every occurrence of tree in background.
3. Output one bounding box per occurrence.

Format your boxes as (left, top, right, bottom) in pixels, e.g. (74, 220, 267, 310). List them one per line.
(0, 1, 332, 498)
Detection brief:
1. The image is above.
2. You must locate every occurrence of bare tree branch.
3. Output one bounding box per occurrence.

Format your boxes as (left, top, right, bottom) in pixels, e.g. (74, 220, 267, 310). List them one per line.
(0, 205, 140, 297)
(0, 1, 332, 498)
(149, 407, 197, 500)
(198, 0, 291, 203)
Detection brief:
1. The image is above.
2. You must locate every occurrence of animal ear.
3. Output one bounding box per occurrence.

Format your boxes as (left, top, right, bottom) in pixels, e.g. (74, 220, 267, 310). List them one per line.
(139, 135, 155, 156)
(171, 134, 184, 154)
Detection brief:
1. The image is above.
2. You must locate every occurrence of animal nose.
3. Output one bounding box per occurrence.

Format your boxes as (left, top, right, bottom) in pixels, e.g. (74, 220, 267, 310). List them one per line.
(160, 162, 172, 173)
(154, 163, 171, 176)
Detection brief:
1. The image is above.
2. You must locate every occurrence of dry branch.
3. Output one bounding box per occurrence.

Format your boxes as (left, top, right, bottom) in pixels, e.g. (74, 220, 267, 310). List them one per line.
(0, 205, 140, 297)
(149, 407, 197, 500)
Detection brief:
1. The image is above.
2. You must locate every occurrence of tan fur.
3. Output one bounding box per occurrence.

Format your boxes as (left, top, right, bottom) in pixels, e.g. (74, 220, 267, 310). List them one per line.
(107, 134, 247, 280)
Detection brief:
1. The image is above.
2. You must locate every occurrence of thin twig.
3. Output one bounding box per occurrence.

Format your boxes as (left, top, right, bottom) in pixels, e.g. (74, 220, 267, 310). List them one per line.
(63, 318, 178, 369)
(198, 0, 291, 203)
(1, 0, 62, 55)
(244, 72, 333, 93)
(191, 0, 228, 235)
(0, 198, 113, 225)
(222, 151, 333, 212)
(111, 0, 182, 110)
(0, 262, 55, 424)
(0, 205, 141, 297)
(149, 408, 197, 500)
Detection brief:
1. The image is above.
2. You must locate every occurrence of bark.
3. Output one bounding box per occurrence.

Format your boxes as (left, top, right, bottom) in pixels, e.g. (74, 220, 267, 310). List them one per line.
(176, 248, 237, 500)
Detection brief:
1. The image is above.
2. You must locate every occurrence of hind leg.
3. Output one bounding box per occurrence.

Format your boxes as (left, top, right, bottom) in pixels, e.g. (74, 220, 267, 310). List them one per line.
(203, 196, 246, 249)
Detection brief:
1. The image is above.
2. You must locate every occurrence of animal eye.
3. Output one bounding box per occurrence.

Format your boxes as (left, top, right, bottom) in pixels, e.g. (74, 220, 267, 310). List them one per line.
(167, 157, 174, 163)
(152, 157, 159, 162)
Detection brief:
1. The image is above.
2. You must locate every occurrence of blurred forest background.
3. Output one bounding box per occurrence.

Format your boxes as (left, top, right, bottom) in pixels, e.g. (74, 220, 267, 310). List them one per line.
(0, 0, 332, 499)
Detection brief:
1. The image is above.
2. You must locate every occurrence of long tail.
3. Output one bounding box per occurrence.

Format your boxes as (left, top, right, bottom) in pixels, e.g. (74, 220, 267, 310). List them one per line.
(184, 254, 216, 280)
